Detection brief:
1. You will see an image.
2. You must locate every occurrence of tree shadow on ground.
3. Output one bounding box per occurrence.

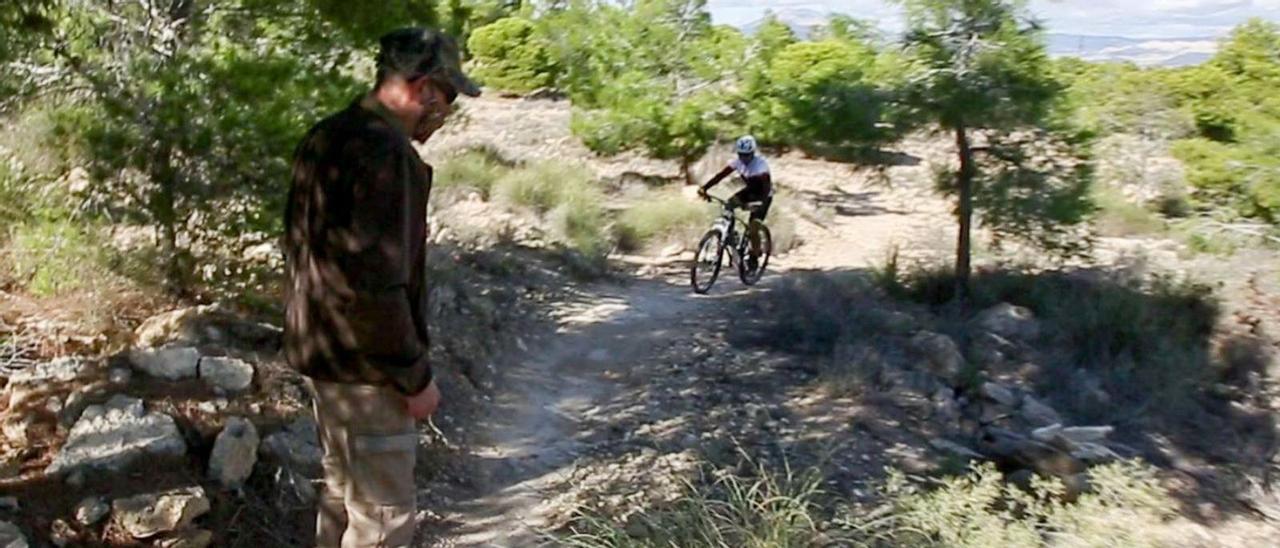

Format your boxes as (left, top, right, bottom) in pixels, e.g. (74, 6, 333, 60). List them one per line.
(793, 144, 922, 168)
(790, 186, 913, 219)
(725, 266, 1279, 527)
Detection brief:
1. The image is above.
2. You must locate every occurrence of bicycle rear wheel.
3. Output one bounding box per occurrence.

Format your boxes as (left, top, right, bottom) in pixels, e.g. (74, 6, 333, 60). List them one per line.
(739, 223, 772, 286)
(691, 229, 724, 294)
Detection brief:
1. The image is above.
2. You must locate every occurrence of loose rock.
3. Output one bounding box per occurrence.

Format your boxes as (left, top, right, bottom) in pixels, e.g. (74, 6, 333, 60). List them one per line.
(970, 332, 1017, 366)
(975, 303, 1040, 340)
(1030, 424, 1064, 443)
(1070, 442, 1121, 463)
(1021, 395, 1063, 427)
(1060, 426, 1113, 443)
(198, 357, 254, 393)
(8, 357, 85, 385)
(112, 486, 210, 539)
(979, 382, 1019, 408)
(209, 417, 259, 489)
(261, 417, 322, 469)
(108, 367, 132, 385)
(134, 305, 281, 351)
(49, 519, 74, 547)
(1033, 424, 1113, 445)
(980, 428, 1084, 479)
(129, 346, 200, 381)
(930, 438, 982, 460)
(46, 395, 187, 476)
(74, 497, 110, 526)
(0, 520, 27, 548)
(911, 331, 966, 385)
(65, 471, 85, 489)
(0, 498, 17, 512)
(157, 528, 213, 548)
(135, 306, 218, 348)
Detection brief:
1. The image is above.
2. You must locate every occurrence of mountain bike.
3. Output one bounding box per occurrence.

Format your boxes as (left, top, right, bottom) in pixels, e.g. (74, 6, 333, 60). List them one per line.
(691, 194, 773, 294)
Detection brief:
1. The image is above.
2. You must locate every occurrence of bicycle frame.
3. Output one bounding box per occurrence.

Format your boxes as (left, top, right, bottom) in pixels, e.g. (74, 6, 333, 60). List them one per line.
(692, 193, 771, 293)
(706, 196, 753, 261)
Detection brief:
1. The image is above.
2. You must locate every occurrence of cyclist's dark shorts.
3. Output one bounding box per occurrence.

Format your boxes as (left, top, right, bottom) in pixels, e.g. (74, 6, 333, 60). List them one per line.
(729, 187, 773, 222)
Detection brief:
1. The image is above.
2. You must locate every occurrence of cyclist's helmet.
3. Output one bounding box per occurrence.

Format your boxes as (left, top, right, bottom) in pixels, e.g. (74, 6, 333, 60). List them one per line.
(735, 135, 758, 156)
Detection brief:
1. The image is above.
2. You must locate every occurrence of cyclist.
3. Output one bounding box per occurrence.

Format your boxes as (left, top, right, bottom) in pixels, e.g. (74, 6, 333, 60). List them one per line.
(698, 135, 773, 272)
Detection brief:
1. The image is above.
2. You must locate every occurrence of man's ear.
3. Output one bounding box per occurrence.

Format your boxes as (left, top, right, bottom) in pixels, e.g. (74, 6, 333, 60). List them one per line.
(408, 75, 431, 99)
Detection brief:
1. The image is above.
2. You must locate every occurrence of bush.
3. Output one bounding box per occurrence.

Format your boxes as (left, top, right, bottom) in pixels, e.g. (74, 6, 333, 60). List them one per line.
(434, 146, 513, 199)
(493, 161, 611, 256)
(2, 218, 116, 296)
(1092, 185, 1165, 237)
(563, 462, 826, 548)
(766, 200, 800, 254)
(549, 198, 609, 258)
(564, 459, 1175, 548)
(0, 160, 32, 238)
(749, 39, 894, 150)
(615, 192, 714, 252)
(467, 17, 557, 93)
(494, 161, 585, 212)
(862, 461, 1174, 547)
(878, 263, 1219, 422)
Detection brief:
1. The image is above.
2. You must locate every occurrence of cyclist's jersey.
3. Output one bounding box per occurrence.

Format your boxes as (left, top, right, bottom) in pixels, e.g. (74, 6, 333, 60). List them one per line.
(729, 155, 772, 196)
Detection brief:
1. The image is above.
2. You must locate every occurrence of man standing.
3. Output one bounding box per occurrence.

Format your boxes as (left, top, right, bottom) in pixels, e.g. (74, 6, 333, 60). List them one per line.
(283, 27, 480, 547)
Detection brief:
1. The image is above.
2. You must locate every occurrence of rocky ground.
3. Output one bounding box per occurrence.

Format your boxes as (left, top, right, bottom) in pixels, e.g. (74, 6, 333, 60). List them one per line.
(1, 95, 1279, 547)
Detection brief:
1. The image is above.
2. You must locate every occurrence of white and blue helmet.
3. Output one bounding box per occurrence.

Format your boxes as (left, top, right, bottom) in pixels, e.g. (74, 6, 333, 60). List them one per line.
(735, 135, 758, 155)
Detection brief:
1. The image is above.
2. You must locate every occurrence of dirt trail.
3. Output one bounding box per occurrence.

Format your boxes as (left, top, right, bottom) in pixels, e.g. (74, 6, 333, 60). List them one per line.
(424, 97, 950, 546)
(436, 279, 754, 546)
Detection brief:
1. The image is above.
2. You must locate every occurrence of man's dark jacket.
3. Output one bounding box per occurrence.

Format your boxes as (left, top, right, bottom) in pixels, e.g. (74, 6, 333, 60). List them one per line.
(283, 95, 432, 395)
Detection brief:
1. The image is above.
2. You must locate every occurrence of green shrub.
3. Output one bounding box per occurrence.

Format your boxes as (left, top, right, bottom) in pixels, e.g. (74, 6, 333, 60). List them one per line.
(878, 263, 1219, 422)
(615, 192, 714, 252)
(0, 160, 31, 238)
(549, 199, 609, 257)
(750, 39, 894, 150)
(1092, 185, 1165, 237)
(563, 463, 825, 548)
(467, 17, 557, 93)
(862, 461, 1174, 547)
(434, 146, 513, 198)
(493, 161, 611, 256)
(2, 218, 116, 296)
(766, 201, 800, 254)
(493, 161, 584, 212)
(564, 459, 1175, 548)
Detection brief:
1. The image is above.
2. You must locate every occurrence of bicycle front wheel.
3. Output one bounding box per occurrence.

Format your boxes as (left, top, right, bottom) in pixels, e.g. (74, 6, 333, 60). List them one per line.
(739, 223, 772, 286)
(691, 229, 724, 294)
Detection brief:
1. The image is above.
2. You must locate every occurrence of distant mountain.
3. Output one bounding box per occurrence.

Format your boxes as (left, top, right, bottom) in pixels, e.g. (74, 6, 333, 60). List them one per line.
(1045, 33, 1218, 67)
(740, 8, 829, 40)
(1162, 52, 1215, 67)
(737, 12, 1220, 68)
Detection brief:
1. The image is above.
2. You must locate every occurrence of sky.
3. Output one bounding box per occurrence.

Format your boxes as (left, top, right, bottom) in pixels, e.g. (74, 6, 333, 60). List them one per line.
(706, 0, 1280, 38)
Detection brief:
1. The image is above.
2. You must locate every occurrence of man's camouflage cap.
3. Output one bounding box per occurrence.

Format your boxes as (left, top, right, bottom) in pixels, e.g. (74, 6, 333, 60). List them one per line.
(377, 27, 481, 98)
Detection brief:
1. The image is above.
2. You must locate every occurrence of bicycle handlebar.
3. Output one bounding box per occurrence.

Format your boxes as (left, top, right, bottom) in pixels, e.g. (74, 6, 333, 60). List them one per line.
(703, 194, 729, 206)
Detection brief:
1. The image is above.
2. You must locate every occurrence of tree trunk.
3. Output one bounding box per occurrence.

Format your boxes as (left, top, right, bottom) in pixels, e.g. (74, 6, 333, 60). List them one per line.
(151, 145, 183, 295)
(954, 125, 975, 301)
(680, 157, 695, 187)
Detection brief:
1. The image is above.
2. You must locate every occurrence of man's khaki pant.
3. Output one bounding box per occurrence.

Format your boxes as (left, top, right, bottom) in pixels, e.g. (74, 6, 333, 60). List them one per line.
(308, 379, 417, 548)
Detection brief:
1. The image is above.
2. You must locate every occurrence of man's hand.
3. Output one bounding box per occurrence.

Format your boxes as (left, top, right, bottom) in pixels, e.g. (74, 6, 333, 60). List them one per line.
(406, 379, 441, 420)
(697, 188, 710, 202)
